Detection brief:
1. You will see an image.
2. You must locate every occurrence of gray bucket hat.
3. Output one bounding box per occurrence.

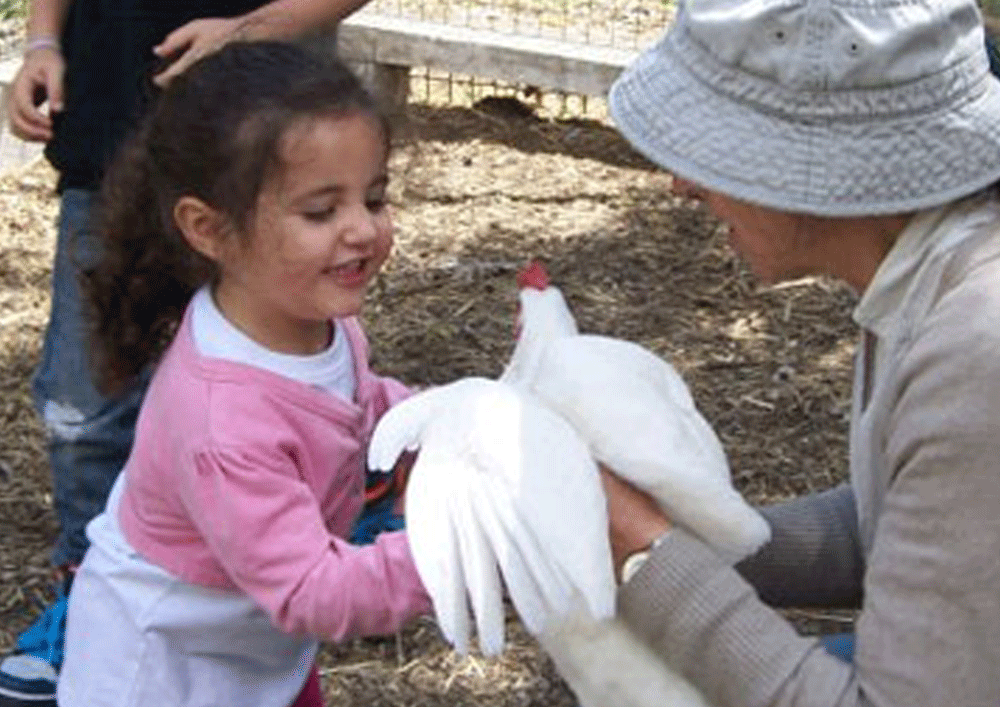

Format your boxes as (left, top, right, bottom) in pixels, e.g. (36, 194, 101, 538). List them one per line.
(609, 0, 1000, 216)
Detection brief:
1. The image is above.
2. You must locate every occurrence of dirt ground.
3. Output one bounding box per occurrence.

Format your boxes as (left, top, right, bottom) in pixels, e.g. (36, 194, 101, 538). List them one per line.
(0, 101, 858, 705)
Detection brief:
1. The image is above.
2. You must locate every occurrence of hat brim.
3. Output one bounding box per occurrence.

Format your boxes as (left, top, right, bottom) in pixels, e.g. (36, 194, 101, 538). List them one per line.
(609, 31, 1000, 217)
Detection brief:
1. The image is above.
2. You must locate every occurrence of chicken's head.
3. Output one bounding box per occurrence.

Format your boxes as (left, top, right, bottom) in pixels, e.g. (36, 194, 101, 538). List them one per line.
(517, 260, 551, 291)
(513, 261, 576, 337)
(502, 260, 580, 385)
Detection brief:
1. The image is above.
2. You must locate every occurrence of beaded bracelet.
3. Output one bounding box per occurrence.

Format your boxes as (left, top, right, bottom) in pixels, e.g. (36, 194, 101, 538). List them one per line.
(24, 36, 60, 55)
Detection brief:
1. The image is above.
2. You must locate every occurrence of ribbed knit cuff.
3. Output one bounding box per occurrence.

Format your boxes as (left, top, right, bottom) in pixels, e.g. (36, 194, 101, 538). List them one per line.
(617, 529, 853, 707)
(619, 528, 760, 663)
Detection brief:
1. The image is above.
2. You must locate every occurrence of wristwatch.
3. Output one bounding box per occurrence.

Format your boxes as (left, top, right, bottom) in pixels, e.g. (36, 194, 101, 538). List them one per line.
(619, 531, 671, 584)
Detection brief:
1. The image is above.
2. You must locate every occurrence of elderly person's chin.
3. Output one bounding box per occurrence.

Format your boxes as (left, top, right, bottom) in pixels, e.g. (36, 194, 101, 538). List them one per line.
(724, 207, 911, 293)
(721, 226, 804, 286)
(744, 259, 810, 287)
(719, 212, 832, 289)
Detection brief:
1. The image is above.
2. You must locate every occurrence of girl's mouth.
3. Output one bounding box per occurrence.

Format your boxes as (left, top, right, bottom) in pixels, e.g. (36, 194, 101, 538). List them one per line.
(326, 259, 369, 287)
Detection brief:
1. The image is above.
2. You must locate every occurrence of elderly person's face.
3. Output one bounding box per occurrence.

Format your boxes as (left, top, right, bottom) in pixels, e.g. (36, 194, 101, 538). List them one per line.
(672, 176, 821, 284)
(671, 176, 909, 292)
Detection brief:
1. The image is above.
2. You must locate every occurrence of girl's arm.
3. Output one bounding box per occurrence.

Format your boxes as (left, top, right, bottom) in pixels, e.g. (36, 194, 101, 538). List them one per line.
(152, 0, 374, 86)
(184, 443, 431, 642)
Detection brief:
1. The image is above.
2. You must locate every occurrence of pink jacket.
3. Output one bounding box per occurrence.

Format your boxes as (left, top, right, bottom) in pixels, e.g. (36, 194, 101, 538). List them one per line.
(118, 307, 431, 641)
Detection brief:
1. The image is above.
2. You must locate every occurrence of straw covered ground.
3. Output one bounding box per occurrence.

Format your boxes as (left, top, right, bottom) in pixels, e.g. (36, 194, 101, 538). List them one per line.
(0, 102, 857, 705)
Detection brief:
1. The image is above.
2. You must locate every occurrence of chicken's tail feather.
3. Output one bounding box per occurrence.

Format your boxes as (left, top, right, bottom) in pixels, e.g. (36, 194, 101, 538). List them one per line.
(404, 454, 474, 654)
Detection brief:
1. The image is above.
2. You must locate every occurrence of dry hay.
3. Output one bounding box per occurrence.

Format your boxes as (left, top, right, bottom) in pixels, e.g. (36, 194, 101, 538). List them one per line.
(0, 163, 60, 635)
(0, 103, 856, 705)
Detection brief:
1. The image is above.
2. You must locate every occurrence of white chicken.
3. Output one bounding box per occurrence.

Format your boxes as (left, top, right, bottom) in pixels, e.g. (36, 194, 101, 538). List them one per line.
(368, 261, 771, 707)
(501, 261, 771, 562)
(499, 261, 772, 707)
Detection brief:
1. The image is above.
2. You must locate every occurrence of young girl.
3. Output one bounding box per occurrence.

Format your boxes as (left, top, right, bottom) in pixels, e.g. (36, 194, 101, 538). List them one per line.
(56, 42, 431, 707)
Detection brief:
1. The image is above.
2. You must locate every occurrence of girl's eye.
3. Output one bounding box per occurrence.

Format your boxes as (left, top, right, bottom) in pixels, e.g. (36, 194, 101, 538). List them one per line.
(303, 206, 335, 222)
(366, 179, 389, 212)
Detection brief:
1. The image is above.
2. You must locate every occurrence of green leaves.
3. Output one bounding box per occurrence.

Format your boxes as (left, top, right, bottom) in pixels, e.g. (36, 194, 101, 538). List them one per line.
(0, 0, 24, 20)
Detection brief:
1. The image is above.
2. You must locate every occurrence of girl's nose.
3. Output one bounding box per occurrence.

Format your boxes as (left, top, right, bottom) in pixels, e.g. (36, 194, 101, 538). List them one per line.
(343, 204, 381, 244)
(671, 176, 703, 201)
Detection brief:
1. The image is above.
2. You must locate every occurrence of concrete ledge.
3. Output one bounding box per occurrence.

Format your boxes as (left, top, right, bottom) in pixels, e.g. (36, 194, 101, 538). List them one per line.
(338, 13, 638, 99)
(0, 55, 19, 84)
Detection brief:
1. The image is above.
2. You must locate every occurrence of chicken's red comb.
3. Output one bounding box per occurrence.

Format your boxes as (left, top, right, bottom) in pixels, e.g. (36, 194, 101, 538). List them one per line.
(517, 260, 550, 290)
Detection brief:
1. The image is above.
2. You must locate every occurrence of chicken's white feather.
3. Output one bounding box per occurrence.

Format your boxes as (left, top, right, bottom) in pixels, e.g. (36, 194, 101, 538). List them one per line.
(400, 451, 472, 652)
(449, 472, 506, 655)
(504, 410, 616, 622)
(539, 612, 712, 707)
(368, 376, 615, 655)
(503, 282, 770, 559)
(472, 471, 576, 626)
(464, 478, 553, 635)
(367, 384, 451, 472)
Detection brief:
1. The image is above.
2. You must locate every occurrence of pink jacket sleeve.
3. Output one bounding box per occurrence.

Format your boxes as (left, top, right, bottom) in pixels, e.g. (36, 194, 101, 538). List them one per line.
(363, 373, 416, 506)
(373, 374, 413, 414)
(344, 316, 414, 422)
(182, 444, 431, 641)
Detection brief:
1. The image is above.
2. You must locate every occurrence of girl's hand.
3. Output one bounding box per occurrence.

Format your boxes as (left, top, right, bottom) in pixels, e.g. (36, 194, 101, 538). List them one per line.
(392, 450, 416, 491)
(152, 17, 249, 87)
(599, 466, 672, 575)
(7, 45, 64, 142)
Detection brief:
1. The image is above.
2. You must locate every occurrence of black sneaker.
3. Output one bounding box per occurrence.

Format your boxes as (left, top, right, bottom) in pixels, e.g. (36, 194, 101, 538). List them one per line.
(0, 654, 57, 706)
(0, 579, 69, 707)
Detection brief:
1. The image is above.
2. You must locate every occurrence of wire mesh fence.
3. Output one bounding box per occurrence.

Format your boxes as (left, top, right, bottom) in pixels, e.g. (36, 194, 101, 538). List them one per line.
(405, 68, 598, 116)
(357, 0, 675, 49)
(397, 65, 609, 120)
(350, 0, 676, 117)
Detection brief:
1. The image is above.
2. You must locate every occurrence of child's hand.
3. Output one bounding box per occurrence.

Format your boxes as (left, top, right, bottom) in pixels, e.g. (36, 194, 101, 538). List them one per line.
(392, 450, 417, 492)
(7, 45, 64, 142)
(152, 17, 248, 87)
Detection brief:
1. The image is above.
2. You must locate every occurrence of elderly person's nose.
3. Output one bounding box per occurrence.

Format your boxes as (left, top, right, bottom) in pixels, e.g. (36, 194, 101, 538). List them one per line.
(670, 176, 702, 200)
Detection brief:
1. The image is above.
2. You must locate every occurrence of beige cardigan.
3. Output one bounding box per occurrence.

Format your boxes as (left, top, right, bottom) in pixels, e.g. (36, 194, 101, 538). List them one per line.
(618, 192, 1000, 706)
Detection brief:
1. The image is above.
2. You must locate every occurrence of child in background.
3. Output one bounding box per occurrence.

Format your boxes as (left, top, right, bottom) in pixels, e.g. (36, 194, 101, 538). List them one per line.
(56, 41, 430, 707)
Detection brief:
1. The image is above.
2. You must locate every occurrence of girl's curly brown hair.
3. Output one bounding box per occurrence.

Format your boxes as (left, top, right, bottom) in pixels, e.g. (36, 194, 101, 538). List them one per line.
(86, 41, 389, 395)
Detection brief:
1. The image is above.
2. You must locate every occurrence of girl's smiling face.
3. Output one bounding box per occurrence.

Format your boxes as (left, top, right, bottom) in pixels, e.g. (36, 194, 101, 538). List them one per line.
(212, 112, 393, 354)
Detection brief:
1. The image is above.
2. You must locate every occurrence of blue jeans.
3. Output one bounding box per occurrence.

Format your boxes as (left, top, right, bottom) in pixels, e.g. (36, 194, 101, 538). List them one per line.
(32, 189, 149, 567)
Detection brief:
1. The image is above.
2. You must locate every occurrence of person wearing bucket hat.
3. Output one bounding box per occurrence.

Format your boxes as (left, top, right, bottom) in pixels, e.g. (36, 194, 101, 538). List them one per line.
(599, 0, 1000, 705)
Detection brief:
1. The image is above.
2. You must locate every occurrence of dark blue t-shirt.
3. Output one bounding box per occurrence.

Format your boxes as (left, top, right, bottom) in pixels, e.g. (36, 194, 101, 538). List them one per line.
(45, 0, 263, 191)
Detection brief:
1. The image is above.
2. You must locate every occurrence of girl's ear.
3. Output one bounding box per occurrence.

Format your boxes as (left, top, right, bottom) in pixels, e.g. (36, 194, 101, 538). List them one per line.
(173, 195, 232, 262)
